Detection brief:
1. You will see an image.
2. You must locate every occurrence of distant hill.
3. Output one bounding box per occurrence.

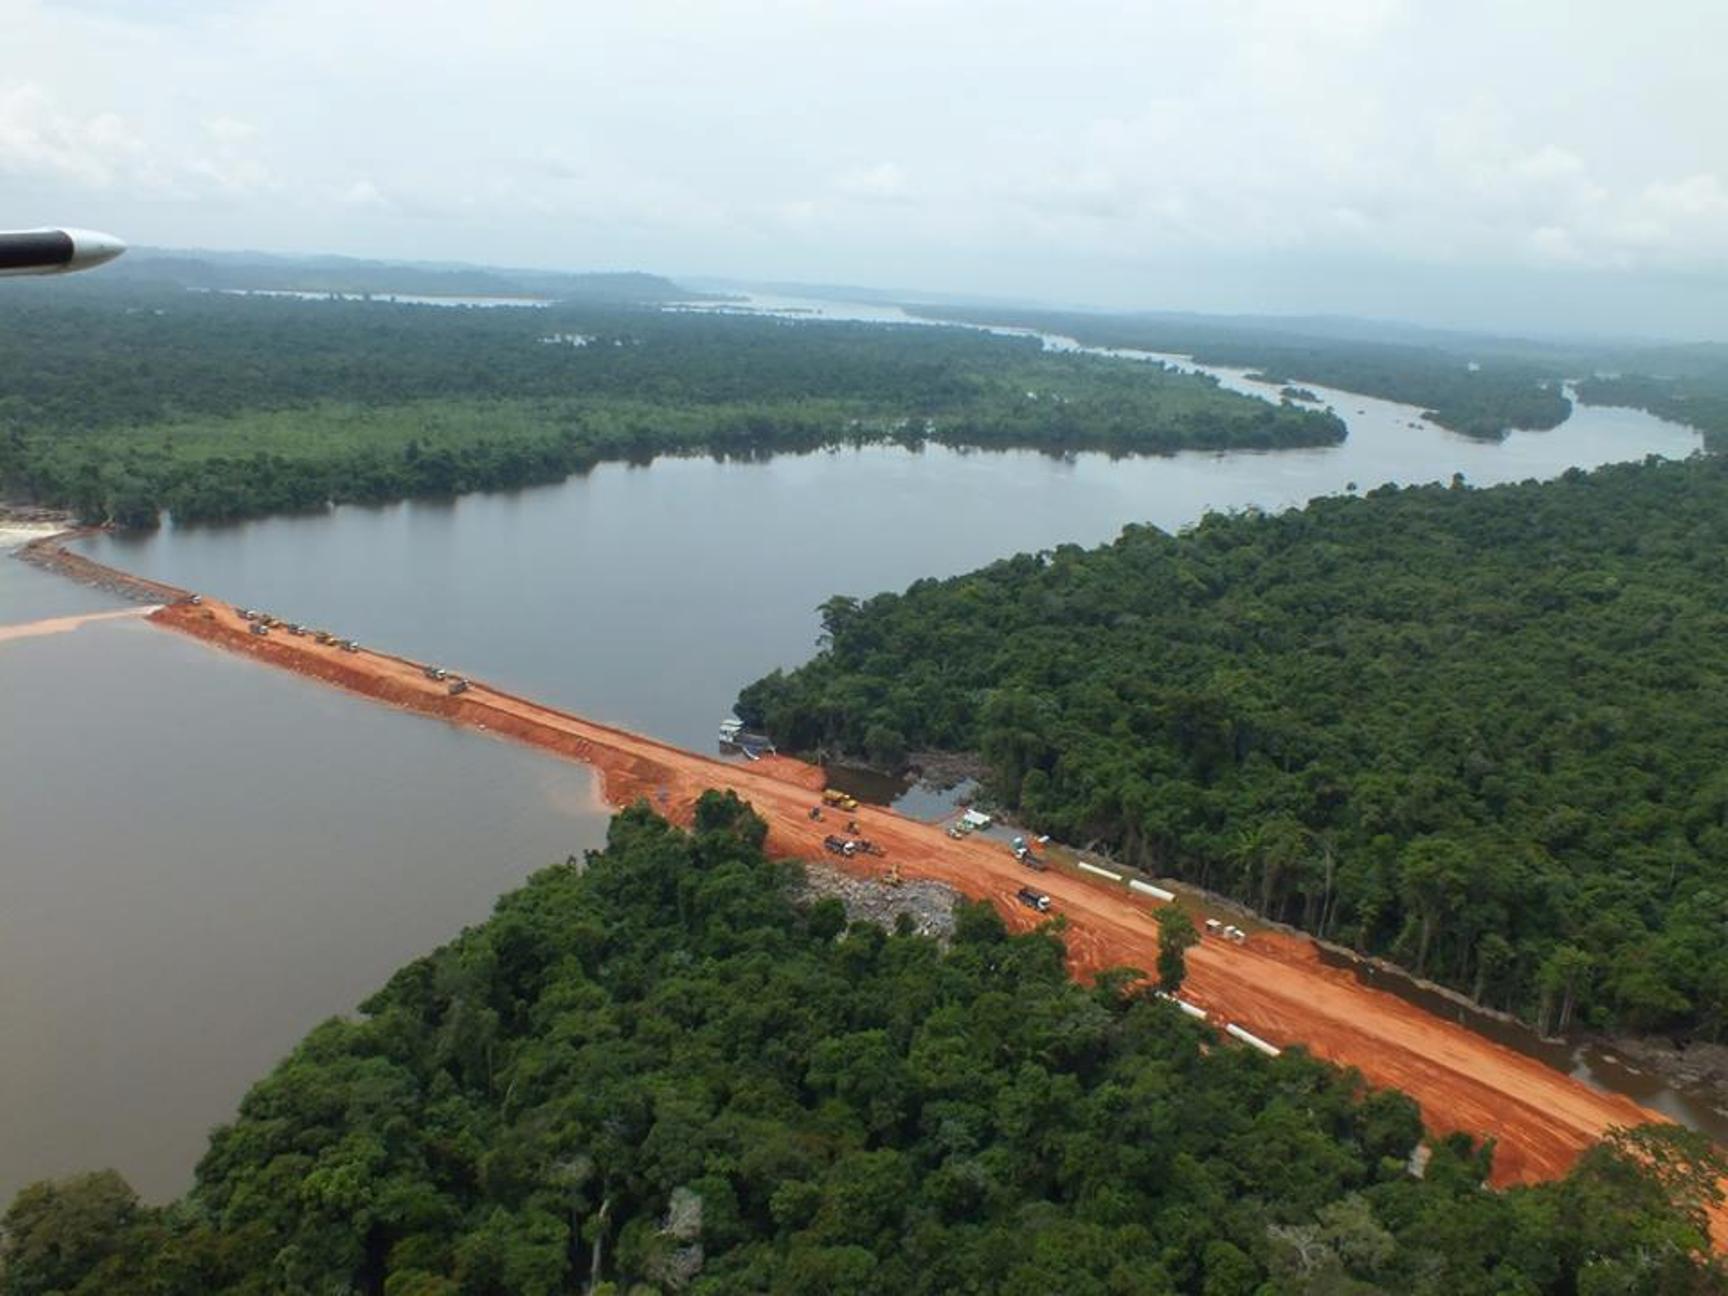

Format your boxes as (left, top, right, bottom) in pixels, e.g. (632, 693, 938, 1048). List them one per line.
(107, 247, 699, 304)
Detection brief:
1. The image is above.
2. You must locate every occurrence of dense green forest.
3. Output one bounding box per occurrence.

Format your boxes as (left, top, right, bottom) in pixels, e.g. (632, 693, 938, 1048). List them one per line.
(6, 798, 1720, 1295)
(740, 455, 1728, 1039)
(0, 285, 1341, 526)
(909, 306, 1575, 439)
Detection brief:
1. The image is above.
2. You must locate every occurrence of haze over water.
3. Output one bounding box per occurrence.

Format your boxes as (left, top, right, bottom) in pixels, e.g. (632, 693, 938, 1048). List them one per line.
(2, 324, 1707, 1202)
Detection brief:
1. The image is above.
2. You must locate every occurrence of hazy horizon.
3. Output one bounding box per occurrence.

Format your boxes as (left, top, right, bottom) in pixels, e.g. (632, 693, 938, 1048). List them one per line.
(8, 1, 1728, 340)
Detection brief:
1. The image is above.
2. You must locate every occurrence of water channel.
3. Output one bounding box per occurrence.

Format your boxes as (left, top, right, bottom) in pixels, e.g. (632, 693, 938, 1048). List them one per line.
(2, 296, 1712, 1200)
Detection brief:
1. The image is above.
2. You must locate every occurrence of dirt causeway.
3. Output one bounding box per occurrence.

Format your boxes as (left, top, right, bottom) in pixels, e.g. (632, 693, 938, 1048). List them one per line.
(147, 593, 1691, 1205)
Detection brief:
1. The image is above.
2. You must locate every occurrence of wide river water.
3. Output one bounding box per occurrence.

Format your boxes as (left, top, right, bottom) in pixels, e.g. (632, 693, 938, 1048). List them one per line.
(1, 300, 1711, 1201)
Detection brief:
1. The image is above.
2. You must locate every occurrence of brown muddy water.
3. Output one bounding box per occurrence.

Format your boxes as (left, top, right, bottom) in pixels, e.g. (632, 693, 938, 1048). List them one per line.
(0, 552, 609, 1202)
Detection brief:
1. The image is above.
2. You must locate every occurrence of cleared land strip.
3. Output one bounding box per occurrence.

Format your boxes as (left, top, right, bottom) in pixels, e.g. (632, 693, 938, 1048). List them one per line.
(145, 593, 1674, 1201)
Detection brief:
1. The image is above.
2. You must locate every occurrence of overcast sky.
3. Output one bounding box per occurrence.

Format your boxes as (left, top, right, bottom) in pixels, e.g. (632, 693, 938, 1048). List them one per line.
(4, 0, 1726, 337)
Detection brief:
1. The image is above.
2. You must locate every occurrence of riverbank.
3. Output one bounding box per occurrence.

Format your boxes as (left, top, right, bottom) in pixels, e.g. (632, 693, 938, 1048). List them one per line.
(137, 588, 1675, 1198)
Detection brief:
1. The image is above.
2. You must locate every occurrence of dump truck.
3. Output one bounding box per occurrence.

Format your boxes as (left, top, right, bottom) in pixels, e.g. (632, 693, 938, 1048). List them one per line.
(313, 630, 333, 644)
(1015, 887, 1052, 913)
(339, 639, 360, 653)
(822, 789, 859, 811)
(447, 678, 469, 696)
(822, 835, 857, 857)
(285, 624, 306, 637)
(423, 665, 447, 681)
(248, 622, 269, 637)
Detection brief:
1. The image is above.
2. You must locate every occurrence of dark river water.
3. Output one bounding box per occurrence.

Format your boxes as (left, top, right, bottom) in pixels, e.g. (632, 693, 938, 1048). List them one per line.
(1, 326, 1712, 1202)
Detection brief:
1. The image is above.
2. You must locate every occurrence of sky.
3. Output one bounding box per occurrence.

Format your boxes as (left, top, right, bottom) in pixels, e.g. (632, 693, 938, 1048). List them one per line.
(3, 0, 1726, 338)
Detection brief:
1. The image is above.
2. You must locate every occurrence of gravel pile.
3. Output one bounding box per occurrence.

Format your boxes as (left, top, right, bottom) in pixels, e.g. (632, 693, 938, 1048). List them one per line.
(797, 865, 959, 943)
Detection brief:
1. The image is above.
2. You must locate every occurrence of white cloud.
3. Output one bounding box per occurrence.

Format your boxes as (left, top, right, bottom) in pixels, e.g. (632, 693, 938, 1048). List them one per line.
(1, 0, 1726, 330)
(0, 84, 151, 190)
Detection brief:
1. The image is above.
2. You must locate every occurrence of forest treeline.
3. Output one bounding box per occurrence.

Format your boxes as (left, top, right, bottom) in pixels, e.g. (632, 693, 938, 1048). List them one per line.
(910, 305, 1576, 438)
(104, 249, 694, 303)
(5, 798, 1721, 1295)
(740, 455, 1728, 1039)
(0, 285, 1341, 526)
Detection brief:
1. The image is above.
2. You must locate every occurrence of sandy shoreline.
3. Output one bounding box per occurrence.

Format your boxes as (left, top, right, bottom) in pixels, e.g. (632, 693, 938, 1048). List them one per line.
(0, 606, 160, 643)
(0, 524, 70, 551)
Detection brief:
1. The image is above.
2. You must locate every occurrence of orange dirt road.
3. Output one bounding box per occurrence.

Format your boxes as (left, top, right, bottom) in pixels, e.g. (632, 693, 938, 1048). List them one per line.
(149, 596, 1697, 1208)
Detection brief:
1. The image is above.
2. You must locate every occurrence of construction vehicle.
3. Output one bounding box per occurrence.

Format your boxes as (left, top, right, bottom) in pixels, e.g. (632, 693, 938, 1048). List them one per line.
(822, 788, 859, 811)
(313, 630, 333, 644)
(423, 665, 447, 681)
(856, 840, 886, 858)
(1015, 887, 1052, 914)
(339, 639, 360, 653)
(822, 835, 858, 858)
(285, 623, 306, 637)
(248, 622, 269, 637)
(447, 678, 469, 696)
(883, 860, 903, 887)
(186, 594, 202, 606)
(1011, 839, 1047, 871)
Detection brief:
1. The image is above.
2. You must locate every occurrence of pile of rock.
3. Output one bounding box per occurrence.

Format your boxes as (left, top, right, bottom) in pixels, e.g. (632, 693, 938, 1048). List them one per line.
(797, 866, 960, 942)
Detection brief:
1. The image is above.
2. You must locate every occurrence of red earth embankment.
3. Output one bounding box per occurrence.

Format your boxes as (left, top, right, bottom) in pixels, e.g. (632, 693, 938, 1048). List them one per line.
(146, 594, 1693, 1209)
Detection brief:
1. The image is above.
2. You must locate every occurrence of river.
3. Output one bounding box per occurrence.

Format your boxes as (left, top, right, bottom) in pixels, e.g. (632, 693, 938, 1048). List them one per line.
(0, 550, 609, 1202)
(1, 298, 1710, 1201)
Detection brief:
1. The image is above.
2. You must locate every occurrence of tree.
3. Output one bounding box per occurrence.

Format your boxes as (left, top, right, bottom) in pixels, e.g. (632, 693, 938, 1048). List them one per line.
(1155, 905, 1200, 995)
(0, 1171, 139, 1296)
(1538, 945, 1594, 1035)
(1397, 837, 1470, 978)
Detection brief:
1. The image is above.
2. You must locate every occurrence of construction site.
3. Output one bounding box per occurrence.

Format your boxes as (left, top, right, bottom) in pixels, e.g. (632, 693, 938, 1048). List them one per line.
(22, 532, 1718, 1227)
